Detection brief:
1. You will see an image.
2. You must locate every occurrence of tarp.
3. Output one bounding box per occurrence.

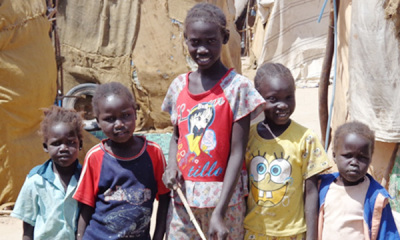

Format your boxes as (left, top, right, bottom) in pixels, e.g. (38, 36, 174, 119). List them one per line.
(348, 0, 400, 142)
(57, 0, 242, 130)
(254, 0, 330, 85)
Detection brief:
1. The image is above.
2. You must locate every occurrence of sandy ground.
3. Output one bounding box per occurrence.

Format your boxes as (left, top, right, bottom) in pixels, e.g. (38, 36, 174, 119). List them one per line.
(0, 58, 327, 239)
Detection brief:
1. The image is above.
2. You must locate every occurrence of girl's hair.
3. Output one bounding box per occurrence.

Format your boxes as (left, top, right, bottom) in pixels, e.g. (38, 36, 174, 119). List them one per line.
(334, 121, 375, 153)
(92, 82, 136, 116)
(254, 62, 295, 92)
(185, 3, 228, 35)
(40, 105, 84, 142)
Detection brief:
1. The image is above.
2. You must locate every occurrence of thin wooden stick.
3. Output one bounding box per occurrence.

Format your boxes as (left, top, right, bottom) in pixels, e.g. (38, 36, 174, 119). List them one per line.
(176, 187, 207, 240)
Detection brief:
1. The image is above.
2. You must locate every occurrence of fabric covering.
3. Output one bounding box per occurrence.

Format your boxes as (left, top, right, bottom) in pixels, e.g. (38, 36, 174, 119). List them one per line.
(348, 0, 400, 142)
(256, 0, 330, 85)
(57, 0, 242, 130)
(0, 0, 57, 204)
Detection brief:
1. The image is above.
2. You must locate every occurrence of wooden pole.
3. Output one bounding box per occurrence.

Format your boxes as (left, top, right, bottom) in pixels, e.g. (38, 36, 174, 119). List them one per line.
(319, 0, 339, 148)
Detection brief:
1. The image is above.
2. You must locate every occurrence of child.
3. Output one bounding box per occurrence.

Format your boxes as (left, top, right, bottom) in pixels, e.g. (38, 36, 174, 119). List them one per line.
(73, 82, 170, 240)
(161, 3, 266, 239)
(318, 121, 400, 239)
(11, 105, 84, 240)
(244, 62, 330, 240)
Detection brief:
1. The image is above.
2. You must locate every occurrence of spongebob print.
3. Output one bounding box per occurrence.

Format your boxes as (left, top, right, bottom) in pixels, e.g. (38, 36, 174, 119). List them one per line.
(186, 102, 216, 157)
(249, 152, 293, 207)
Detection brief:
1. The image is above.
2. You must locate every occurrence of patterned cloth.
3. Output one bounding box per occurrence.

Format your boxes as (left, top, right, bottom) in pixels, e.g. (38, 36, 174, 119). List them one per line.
(11, 159, 82, 240)
(244, 121, 330, 237)
(166, 198, 246, 240)
(73, 137, 170, 240)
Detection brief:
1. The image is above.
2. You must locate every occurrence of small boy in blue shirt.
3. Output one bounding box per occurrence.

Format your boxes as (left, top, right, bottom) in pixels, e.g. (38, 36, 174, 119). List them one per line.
(11, 106, 84, 239)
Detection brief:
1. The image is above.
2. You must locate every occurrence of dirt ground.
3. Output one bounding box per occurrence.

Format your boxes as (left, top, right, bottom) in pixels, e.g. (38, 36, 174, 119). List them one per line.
(0, 58, 327, 239)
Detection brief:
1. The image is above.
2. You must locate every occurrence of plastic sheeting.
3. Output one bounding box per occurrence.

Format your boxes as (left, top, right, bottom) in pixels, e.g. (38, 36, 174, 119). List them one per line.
(57, 0, 242, 130)
(256, 0, 330, 85)
(348, 0, 400, 142)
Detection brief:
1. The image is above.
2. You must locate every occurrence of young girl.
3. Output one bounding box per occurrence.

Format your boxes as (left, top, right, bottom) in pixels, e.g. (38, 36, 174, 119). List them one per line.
(318, 121, 400, 239)
(244, 63, 330, 240)
(161, 3, 266, 239)
(11, 106, 83, 240)
(73, 82, 170, 240)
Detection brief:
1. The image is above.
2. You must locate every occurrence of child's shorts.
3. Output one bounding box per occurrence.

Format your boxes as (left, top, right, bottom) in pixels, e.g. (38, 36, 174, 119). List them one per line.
(244, 230, 305, 240)
(166, 199, 246, 240)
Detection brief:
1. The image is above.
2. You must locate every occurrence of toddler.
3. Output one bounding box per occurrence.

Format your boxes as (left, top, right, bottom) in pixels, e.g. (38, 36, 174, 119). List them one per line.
(73, 82, 170, 240)
(245, 62, 330, 240)
(162, 3, 266, 239)
(11, 105, 84, 239)
(318, 121, 400, 239)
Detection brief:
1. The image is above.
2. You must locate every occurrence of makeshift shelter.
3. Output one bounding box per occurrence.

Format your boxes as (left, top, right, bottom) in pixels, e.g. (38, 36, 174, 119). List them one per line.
(0, 0, 243, 205)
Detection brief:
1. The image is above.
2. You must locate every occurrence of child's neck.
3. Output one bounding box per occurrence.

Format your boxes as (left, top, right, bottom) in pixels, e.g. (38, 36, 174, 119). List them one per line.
(106, 136, 144, 160)
(258, 120, 291, 140)
(53, 161, 77, 192)
(189, 61, 228, 94)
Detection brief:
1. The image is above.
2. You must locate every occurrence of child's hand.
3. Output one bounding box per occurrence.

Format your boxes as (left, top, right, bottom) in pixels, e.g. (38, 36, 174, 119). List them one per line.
(208, 212, 229, 240)
(162, 165, 182, 190)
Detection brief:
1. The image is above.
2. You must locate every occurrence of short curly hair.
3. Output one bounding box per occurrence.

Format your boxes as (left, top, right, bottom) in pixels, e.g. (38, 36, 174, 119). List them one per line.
(92, 82, 136, 117)
(39, 105, 84, 143)
(185, 3, 228, 36)
(334, 121, 375, 154)
(254, 62, 295, 92)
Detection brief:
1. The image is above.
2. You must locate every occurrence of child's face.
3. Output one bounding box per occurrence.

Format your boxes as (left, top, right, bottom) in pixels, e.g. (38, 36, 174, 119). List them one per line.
(185, 21, 227, 70)
(44, 122, 80, 168)
(96, 94, 136, 144)
(259, 76, 295, 127)
(334, 132, 372, 186)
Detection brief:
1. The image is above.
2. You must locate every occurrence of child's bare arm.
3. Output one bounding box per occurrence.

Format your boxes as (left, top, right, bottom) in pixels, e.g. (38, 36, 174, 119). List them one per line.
(152, 193, 171, 240)
(208, 115, 250, 240)
(162, 125, 182, 190)
(305, 175, 319, 240)
(22, 222, 33, 240)
(76, 204, 94, 240)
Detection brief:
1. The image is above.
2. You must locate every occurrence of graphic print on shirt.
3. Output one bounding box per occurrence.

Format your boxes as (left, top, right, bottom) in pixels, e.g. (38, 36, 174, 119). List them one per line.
(249, 152, 293, 207)
(103, 185, 152, 238)
(186, 102, 216, 156)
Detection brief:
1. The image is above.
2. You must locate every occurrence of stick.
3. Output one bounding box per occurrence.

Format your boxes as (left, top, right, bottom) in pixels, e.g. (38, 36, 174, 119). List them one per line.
(176, 187, 207, 240)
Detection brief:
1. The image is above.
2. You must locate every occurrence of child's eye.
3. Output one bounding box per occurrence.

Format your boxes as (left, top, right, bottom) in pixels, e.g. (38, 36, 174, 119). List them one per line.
(208, 39, 217, 44)
(190, 40, 199, 46)
(267, 97, 277, 103)
(123, 113, 131, 118)
(68, 140, 76, 145)
(104, 117, 115, 122)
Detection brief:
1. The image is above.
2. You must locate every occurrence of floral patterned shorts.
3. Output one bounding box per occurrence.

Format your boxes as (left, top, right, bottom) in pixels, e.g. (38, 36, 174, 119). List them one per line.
(166, 199, 246, 240)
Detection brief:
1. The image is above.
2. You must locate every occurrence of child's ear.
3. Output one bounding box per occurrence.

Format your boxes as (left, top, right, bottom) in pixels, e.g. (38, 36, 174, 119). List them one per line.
(223, 29, 230, 44)
(43, 143, 48, 153)
(79, 140, 83, 150)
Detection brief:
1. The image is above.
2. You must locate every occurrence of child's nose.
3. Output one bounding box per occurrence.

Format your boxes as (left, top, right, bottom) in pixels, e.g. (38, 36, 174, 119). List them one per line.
(277, 101, 288, 109)
(197, 45, 208, 53)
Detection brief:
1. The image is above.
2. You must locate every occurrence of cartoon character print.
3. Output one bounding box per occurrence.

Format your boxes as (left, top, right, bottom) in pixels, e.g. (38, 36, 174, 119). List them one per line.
(249, 152, 293, 207)
(185, 102, 216, 157)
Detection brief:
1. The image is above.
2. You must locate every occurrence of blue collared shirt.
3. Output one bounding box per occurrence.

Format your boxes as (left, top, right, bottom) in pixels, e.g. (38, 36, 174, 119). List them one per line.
(11, 159, 82, 240)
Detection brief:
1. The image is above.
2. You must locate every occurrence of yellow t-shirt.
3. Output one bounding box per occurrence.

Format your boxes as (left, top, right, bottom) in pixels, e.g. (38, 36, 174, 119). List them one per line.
(244, 120, 330, 236)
